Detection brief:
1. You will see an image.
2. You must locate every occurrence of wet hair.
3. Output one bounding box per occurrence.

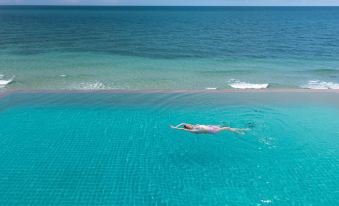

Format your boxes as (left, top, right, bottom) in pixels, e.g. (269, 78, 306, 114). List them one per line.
(184, 124, 192, 129)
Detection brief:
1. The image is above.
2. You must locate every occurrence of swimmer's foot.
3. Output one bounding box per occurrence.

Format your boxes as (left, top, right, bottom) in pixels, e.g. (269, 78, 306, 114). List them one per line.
(234, 128, 250, 135)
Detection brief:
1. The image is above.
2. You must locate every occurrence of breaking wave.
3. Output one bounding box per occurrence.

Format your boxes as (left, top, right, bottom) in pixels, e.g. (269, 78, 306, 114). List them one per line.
(228, 79, 269, 89)
(301, 80, 339, 89)
(0, 76, 14, 88)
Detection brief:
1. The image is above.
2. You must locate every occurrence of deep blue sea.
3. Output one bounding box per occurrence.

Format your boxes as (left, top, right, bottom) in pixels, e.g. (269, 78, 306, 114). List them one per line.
(0, 6, 339, 90)
(0, 92, 338, 205)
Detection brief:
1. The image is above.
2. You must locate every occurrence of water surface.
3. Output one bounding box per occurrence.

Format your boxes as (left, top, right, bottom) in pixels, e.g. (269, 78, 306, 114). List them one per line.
(0, 92, 338, 205)
(1, 6, 339, 90)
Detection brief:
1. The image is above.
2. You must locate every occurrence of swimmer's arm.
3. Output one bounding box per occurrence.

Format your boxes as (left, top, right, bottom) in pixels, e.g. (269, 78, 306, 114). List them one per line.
(170, 123, 187, 129)
(170, 127, 192, 132)
(188, 129, 200, 133)
(170, 126, 184, 130)
(170, 124, 201, 132)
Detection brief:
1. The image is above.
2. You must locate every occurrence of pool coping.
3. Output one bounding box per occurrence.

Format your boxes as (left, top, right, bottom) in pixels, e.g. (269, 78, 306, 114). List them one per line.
(0, 88, 339, 99)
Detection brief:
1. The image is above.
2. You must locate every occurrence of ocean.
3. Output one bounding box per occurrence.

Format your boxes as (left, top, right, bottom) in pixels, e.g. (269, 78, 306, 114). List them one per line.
(1, 6, 339, 90)
(1, 7, 339, 205)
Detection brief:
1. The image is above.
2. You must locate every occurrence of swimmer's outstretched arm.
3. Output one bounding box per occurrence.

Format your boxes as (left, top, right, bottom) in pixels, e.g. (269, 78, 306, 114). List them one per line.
(170, 126, 185, 130)
(170, 124, 197, 132)
(170, 127, 188, 131)
(170, 123, 187, 129)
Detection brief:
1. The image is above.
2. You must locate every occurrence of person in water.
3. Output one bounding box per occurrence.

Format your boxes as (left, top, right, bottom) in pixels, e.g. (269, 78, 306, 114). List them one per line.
(170, 123, 249, 134)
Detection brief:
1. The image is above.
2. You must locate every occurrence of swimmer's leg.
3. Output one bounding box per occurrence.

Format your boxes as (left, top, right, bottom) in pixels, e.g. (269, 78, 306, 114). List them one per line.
(220, 127, 249, 134)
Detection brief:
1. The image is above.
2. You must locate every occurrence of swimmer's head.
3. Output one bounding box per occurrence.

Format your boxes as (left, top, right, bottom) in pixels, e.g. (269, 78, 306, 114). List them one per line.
(184, 124, 193, 130)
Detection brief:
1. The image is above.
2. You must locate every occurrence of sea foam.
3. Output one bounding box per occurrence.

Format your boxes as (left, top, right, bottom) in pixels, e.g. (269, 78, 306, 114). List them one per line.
(228, 79, 269, 89)
(0, 76, 14, 88)
(70, 81, 106, 90)
(302, 80, 339, 89)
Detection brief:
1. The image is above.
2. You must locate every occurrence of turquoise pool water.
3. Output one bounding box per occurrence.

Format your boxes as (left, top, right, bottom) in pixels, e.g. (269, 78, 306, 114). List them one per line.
(0, 92, 338, 205)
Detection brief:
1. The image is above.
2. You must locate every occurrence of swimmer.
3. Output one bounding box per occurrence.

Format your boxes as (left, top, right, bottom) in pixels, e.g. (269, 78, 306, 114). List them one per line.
(170, 123, 249, 134)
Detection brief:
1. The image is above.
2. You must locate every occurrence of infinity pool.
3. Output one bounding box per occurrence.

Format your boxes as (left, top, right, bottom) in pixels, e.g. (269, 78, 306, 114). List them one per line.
(0, 92, 338, 205)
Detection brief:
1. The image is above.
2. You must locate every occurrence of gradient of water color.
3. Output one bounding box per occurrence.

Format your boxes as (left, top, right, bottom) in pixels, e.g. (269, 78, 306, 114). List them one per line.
(0, 6, 339, 90)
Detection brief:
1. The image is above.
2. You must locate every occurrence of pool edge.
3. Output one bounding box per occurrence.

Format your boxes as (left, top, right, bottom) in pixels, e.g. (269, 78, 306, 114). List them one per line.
(1, 89, 339, 96)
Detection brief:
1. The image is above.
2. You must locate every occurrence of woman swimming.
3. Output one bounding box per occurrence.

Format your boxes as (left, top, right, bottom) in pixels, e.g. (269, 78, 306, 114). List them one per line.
(170, 123, 249, 134)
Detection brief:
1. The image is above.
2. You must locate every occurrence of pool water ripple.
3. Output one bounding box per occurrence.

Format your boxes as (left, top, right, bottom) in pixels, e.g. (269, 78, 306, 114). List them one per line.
(0, 92, 338, 205)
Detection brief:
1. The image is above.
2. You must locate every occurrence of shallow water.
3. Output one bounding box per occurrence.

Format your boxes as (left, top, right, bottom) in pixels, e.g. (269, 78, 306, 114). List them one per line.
(0, 92, 338, 205)
(1, 6, 339, 90)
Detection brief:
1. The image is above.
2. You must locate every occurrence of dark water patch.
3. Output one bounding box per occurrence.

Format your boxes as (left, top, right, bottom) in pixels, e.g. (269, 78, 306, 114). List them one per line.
(1, 7, 339, 60)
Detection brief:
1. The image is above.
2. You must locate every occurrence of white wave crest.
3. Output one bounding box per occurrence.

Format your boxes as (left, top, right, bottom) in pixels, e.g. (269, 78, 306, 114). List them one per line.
(0, 76, 14, 88)
(205, 87, 217, 90)
(228, 79, 269, 89)
(302, 80, 339, 89)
